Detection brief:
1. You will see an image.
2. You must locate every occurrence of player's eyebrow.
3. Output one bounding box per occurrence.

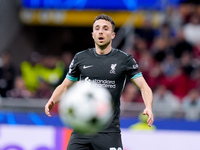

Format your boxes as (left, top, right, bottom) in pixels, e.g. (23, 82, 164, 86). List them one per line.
(94, 25, 100, 28)
(94, 24, 109, 29)
(103, 25, 109, 29)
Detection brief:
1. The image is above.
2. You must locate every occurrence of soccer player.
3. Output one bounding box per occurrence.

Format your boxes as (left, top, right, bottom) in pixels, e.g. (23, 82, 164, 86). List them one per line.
(45, 14, 154, 150)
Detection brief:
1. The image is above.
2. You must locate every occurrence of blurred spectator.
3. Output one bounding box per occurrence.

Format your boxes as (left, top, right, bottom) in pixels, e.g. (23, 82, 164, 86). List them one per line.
(179, 51, 195, 76)
(151, 36, 170, 62)
(20, 52, 41, 92)
(162, 66, 194, 100)
(0, 52, 16, 97)
(132, 37, 148, 60)
(38, 55, 65, 86)
(173, 29, 193, 58)
(7, 76, 32, 98)
(179, 1, 196, 24)
(21, 52, 65, 92)
(120, 82, 143, 117)
(191, 67, 200, 91)
(160, 53, 178, 77)
(147, 62, 165, 90)
(121, 82, 142, 104)
(153, 85, 180, 118)
(134, 19, 155, 46)
(197, 4, 200, 18)
(57, 51, 73, 85)
(137, 50, 155, 78)
(165, 6, 183, 31)
(183, 13, 200, 45)
(193, 41, 200, 65)
(33, 80, 52, 99)
(155, 23, 175, 39)
(182, 89, 200, 121)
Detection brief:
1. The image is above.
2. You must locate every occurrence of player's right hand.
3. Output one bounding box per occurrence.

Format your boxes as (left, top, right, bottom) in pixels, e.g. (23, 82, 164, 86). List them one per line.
(45, 100, 55, 117)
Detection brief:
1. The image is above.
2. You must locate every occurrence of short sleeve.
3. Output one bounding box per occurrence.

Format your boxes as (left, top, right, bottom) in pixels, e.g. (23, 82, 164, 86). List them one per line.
(66, 54, 80, 81)
(125, 55, 142, 79)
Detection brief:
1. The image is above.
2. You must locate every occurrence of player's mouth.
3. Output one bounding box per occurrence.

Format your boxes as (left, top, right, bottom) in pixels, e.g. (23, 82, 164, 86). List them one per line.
(98, 37, 104, 42)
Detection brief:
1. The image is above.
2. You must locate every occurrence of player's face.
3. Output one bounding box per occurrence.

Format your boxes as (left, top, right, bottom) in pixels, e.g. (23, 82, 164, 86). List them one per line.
(92, 19, 115, 47)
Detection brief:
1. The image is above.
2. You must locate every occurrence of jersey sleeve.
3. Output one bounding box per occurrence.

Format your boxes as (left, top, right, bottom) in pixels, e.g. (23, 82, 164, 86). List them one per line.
(125, 55, 142, 79)
(66, 54, 80, 81)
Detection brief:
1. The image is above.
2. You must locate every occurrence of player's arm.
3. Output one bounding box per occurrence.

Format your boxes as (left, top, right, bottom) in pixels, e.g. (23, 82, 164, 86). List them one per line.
(45, 78, 75, 117)
(131, 76, 154, 127)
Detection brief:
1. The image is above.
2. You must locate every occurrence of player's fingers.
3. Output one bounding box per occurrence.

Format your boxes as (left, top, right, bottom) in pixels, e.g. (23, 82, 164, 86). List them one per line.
(147, 114, 154, 127)
(147, 119, 152, 127)
(45, 103, 52, 117)
(45, 107, 51, 117)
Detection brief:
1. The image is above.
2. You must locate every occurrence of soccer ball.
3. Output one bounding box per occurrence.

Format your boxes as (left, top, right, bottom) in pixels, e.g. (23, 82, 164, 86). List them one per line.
(59, 81, 113, 135)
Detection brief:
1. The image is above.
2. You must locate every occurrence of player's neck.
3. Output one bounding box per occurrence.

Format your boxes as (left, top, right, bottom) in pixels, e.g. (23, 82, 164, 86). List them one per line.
(95, 42, 112, 55)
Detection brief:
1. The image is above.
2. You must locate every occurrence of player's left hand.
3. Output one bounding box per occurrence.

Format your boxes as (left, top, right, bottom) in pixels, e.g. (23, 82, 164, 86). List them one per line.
(143, 108, 154, 127)
(45, 100, 55, 117)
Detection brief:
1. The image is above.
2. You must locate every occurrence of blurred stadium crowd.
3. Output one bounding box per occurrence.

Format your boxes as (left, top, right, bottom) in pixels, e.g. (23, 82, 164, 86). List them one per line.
(0, 0, 200, 120)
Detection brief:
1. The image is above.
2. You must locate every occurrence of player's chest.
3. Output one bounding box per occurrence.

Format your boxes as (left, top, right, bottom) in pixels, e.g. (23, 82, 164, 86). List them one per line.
(78, 58, 124, 79)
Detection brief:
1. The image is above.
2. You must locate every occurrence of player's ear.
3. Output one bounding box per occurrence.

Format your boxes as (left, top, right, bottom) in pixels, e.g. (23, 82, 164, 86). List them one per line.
(111, 32, 115, 39)
(92, 32, 94, 39)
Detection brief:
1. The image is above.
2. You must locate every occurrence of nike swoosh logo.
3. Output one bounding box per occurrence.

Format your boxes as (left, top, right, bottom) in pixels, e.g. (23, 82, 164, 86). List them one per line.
(83, 65, 93, 69)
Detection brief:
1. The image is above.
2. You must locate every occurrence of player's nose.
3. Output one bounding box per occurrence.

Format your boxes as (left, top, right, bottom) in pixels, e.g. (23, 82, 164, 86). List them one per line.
(98, 30, 103, 34)
(98, 28, 103, 34)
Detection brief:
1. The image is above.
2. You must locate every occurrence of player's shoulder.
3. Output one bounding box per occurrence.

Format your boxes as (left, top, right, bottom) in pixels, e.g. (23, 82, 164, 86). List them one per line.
(112, 48, 132, 58)
(75, 48, 94, 57)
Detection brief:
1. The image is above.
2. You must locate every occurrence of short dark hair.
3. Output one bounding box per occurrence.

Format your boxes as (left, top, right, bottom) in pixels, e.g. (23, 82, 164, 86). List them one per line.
(93, 14, 115, 32)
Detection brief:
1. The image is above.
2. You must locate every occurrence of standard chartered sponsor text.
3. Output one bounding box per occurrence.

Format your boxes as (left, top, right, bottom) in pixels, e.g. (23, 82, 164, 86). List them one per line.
(93, 79, 116, 88)
(85, 78, 116, 88)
